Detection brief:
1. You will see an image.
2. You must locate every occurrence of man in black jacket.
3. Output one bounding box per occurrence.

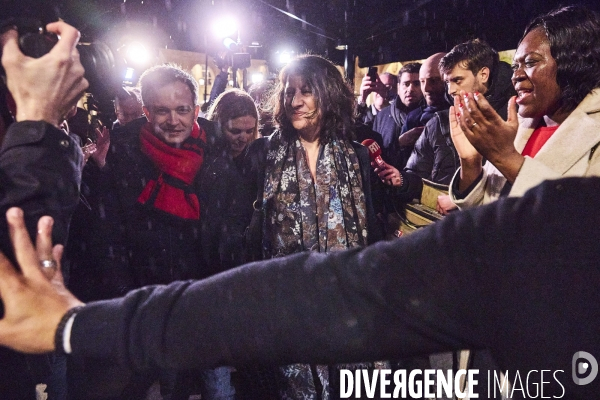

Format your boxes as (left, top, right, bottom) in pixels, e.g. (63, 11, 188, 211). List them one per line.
(372, 63, 423, 167)
(77, 64, 235, 399)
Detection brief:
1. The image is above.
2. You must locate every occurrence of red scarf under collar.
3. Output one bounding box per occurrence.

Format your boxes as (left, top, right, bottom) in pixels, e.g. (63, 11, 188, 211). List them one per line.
(137, 121, 206, 220)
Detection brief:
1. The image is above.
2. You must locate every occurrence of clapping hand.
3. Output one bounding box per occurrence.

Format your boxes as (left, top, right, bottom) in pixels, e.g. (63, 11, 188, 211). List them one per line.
(454, 91, 523, 183)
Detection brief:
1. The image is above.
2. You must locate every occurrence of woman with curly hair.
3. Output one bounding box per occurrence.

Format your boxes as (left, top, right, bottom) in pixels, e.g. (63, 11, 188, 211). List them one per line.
(241, 54, 382, 399)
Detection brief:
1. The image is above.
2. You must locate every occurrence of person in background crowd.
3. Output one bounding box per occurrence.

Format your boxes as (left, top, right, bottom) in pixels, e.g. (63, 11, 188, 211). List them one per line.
(387, 54, 448, 171)
(248, 80, 276, 137)
(208, 59, 230, 105)
(375, 40, 516, 216)
(372, 62, 423, 168)
(241, 54, 382, 399)
(449, 5, 600, 209)
(202, 88, 260, 399)
(201, 88, 258, 274)
(356, 71, 397, 128)
(112, 86, 143, 130)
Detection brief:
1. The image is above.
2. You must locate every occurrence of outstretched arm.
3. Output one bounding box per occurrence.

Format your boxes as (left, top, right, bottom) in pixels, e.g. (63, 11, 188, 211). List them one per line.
(0, 178, 598, 400)
(1, 177, 582, 366)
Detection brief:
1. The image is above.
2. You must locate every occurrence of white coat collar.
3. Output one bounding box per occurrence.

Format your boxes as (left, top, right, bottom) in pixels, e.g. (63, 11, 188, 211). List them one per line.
(513, 89, 600, 174)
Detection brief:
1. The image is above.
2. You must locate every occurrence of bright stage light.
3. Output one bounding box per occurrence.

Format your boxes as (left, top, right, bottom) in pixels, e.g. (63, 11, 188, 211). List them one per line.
(222, 37, 238, 51)
(126, 42, 149, 64)
(279, 51, 292, 64)
(213, 17, 237, 39)
(251, 73, 263, 84)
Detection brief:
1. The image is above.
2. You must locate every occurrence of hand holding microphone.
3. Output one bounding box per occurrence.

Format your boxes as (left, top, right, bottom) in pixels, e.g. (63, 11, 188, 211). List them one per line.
(362, 139, 403, 187)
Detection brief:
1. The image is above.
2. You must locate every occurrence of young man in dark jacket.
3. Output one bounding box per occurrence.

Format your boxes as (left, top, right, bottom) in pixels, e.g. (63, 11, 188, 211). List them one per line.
(372, 62, 423, 169)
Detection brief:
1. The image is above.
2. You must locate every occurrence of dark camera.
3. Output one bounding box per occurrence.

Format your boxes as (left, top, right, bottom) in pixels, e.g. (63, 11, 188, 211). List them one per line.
(0, 18, 120, 103)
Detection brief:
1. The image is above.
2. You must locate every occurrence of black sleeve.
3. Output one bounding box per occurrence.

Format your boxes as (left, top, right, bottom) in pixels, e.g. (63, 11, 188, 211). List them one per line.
(217, 159, 255, 270)
(405, 119, 435, 181)
(70, 177, 599, 373)
(0, 121, 82, 257)
(353, 143, 384, 244)
(452, 170, 484, 200)
(386, 169, 423, 205)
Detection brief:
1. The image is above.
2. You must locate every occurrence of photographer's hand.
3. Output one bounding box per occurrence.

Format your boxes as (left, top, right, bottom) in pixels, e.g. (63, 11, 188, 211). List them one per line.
(0, 21, 89, 127)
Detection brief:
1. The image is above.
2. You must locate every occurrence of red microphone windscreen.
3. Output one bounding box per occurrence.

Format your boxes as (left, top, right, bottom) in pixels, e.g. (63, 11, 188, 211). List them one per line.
(361, 139, 384, 167)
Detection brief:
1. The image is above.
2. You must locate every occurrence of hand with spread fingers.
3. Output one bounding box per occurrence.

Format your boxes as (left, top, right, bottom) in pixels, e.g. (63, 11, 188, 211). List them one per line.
(0, 208, 84, 354)
(81, 140, 98, 164)
(449, 103, 483, 191)
(449, 104, 480, 162)
(1, 21, 89, 127)
(455, 90, 523, 183)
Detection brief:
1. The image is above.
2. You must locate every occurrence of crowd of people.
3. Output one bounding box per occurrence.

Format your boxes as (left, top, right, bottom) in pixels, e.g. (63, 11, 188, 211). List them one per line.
(0, 4, 599, 400)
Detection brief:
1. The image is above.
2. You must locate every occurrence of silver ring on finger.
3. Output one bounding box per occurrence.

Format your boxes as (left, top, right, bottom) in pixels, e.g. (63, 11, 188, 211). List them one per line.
(40, 259, 57, 269)
(471, 122, 478, 128)
(40, 259, 57, 279)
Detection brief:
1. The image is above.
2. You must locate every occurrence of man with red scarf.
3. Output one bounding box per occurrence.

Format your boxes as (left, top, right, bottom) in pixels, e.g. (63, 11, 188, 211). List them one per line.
(73, 65, 234, 400)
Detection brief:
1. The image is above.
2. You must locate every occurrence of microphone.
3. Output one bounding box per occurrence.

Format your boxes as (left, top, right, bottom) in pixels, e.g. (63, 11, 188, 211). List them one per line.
(361, 139, 385, 168)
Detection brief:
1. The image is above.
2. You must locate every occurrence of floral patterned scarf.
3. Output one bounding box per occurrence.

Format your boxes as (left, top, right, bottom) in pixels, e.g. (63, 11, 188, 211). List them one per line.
(261, 130, 367, 259)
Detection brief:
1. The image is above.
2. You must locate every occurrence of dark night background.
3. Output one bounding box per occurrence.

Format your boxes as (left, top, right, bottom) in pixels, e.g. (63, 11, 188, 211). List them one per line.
(5, 0, 600, 72)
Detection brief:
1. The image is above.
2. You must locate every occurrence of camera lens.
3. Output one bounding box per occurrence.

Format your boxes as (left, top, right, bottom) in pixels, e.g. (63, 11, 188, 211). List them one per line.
(78, 42, 119, 102)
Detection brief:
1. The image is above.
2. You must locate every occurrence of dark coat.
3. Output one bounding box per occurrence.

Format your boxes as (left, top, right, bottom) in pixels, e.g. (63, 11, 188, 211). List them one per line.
(355, 102, 376, 128)
(71, 177, 600, 399)
(372, 97, 413, 169)
(76, 118, 214, 297)
(0, 121, 81, 249)
(405, 109, 457, 185)
(199, 145, 253, 274)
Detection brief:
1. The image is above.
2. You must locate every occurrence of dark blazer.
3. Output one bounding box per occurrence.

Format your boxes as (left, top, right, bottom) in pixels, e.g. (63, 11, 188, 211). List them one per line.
(71, 177, 600, 399)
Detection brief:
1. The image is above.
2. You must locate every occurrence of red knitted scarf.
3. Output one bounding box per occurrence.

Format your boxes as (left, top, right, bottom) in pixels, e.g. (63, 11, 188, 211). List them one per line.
(137, 121, 206, 220)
